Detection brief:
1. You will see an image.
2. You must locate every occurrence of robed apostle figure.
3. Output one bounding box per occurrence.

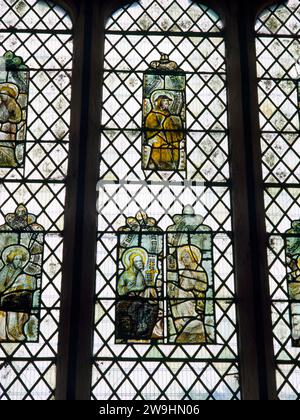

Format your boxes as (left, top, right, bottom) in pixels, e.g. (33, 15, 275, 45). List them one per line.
(145, 94, 184, 170)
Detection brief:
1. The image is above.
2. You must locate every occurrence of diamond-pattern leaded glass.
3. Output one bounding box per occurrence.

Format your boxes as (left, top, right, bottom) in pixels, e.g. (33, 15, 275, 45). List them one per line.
(94, 0, 240, 400)
(256, 0, 300, 400)
(0, 0, 73, 400)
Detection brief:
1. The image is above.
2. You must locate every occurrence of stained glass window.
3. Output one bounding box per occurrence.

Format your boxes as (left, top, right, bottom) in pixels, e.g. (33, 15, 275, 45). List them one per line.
(93, 0, 240, 400)
(2, 0, 296, 402)
(256, 0, 300, 400)
(0, 0, 73, 400)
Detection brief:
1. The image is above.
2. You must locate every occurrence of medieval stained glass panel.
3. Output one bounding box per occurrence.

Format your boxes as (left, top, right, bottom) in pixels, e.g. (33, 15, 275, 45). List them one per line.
(256, 0, 300, 400)
(167, 205, 215, 344)
(0, 0, 73, 400)
(94, 0, 240, 400)
(116, 211, 164, 343)
(0, 205, 45, 343)
(0, 52, 29, 168)
(142, 54, 186, 171)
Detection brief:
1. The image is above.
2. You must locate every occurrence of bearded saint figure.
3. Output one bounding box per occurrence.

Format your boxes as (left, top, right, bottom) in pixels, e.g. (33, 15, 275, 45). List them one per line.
(0, 83, 22, 167)
(145, 94, 184, 170)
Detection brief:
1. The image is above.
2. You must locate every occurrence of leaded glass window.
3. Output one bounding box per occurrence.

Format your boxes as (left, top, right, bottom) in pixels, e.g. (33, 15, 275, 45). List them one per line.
(0, 0, 73, 399)
(2, 0, 298, 402)
(93, 0, 240, 400)
(256, 0, 300, 400)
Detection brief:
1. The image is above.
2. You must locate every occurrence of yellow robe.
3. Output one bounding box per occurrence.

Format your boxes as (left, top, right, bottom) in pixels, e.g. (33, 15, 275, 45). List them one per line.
(145, 110, 183, 170)
(0, 95, 22, 167)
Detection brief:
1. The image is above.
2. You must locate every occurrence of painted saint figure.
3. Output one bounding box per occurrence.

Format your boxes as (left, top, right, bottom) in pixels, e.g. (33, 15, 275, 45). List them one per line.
(0, 245, 36, 341)
(170, 245, 208, 343)
(0, 52, 29, 168)
(142, 54, 186, 172)
(118, 248, 157, 298)
(0, 83, 22, 166)
(116, 212, 164, 342)
(285, 220, 300, 345)
(0, 84, 22, 124)
(0, 205, 45, 342)
(145, 94, 184, 170)
(117, 247, 162, 340)
(167, 206, 215, 344)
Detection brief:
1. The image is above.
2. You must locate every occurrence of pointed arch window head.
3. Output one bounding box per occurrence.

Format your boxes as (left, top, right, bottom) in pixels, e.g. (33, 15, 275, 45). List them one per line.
(106, 0, 224, 33)
(256, 0, 300, 35)
(101, 0, 228, 183)
(0, 0, 72, 31)
(256, 0, 299, 82)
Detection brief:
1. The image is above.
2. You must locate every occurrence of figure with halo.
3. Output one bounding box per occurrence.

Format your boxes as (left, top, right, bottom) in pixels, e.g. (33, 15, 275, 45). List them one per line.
(0, 245, 36, 341)
(170, 245, 208, 343)
(167, 205, 215, 343)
